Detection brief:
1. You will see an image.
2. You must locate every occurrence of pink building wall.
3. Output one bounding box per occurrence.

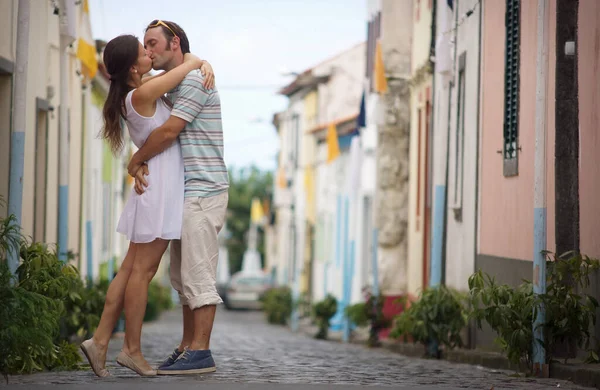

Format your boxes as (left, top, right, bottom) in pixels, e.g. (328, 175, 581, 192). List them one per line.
(480, 0, 556, 262)
(480, 0, 600, 262)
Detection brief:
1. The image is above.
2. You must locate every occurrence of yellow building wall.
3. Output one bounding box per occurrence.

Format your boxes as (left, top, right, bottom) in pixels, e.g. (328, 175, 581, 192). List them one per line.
(300, 90, 318, 296)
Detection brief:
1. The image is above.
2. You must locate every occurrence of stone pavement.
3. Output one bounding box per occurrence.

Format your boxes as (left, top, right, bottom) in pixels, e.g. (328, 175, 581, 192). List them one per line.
(1, 307, 594, 389)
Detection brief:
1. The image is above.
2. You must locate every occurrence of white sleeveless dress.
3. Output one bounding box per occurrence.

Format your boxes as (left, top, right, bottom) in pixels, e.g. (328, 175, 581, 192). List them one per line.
(116, 90, 184, 243)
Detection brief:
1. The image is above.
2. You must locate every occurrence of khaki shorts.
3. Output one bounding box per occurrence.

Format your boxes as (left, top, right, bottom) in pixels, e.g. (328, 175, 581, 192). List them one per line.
(170, 191, 228, 310)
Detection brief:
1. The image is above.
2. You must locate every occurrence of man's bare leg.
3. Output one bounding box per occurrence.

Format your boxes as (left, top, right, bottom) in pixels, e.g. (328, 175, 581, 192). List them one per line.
(178, 304, 195, 351)
(188, 305, 216, 351)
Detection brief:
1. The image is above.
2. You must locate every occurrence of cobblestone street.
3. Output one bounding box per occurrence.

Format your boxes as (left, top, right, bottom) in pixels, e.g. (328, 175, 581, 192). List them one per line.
(2, 307, 593, 389)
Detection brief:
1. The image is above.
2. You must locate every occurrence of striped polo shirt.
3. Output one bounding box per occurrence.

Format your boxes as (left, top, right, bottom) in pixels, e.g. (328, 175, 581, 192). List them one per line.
(168, 70, 229, 198)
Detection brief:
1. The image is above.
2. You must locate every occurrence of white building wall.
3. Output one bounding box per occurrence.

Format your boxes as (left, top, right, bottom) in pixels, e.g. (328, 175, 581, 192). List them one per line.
(443, 0, 482, 292)
(89, 100, 105, 279)
(0, 1, 129, 281)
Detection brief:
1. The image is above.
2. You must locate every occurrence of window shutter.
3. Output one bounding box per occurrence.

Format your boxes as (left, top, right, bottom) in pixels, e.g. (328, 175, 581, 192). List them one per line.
(503, 0, 520, 176)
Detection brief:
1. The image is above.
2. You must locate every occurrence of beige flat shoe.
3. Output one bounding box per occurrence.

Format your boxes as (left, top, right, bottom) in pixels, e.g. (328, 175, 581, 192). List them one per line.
(80, 339, 110, 377)
(116, 351, 157, 376)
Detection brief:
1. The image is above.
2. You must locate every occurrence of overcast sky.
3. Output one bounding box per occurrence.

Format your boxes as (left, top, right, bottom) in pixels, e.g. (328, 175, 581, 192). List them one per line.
(90, 0, 366, 171)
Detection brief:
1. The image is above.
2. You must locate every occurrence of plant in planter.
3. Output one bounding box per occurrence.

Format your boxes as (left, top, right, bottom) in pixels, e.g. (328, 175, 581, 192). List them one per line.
(313, 294, 337, 339)
(539, 250, 600, 364)
(390, 286, 467, 358)
(345, 302, 368, 327)
(469, 270, 536, 370)
(470, 251, 600, 372)
(363, 292, 390, 347)
(261, 286, 293, 325)
(344, 302, 368, 341)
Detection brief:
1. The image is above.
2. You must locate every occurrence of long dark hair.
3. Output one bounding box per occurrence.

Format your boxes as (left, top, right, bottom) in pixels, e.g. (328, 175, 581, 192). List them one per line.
(101, 34, 139, 154)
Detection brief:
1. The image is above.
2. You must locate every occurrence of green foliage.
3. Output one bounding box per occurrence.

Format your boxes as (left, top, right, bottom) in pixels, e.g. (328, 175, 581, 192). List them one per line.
(17, 241, 79, 300)
(0, 212, 22, 261)
(469, 251, 600, 370)
(313, 294, 337, 340)
(390, 286, 468, 357)
(47, 341, 82, 371)
(0, 262, 62, 376)
(98, 257, 117, 280)
(540, 251, 600, 364)
(261, 286, 293, 325)
(144, 281, 173, 322)
(63, 278, 107, 340)
(345, 302, 369, 328)
(0, 202, 108, 378)
(296, 292, 312, 318)
(226, 166, 273, 274)
(364, 294, 390, 347)
(469, 269, 535, 368)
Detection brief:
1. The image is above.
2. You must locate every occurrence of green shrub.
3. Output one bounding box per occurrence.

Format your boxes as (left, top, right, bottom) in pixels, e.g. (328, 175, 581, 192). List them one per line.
(144, 281, 173, 322)
(540, 251, 599, 364)
(261, 286, 293, 325)
(469, 269, 535, 368)
(63, 277, 107, 340)
(17, 241, 80, 300)
(364, 294, 390, 347)
(0, 213, 21, 261)
(47, 341, 82, 371)
(390, 286, 467, 357)
(470, 251, 600, 371)
(0, 261, 63, 376)
(0, 204, 106, 377)
(296, 292, 312, 318)
(313, 294, 337, 340)
(345, 302, 369, 327)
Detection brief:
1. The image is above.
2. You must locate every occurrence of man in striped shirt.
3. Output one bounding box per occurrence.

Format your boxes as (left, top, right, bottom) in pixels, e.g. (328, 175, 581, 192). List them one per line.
(128, 20, 229, 375)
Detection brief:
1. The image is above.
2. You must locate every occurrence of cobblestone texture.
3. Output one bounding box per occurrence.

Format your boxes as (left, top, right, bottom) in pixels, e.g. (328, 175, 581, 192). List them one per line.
(2, 308, 593, 388)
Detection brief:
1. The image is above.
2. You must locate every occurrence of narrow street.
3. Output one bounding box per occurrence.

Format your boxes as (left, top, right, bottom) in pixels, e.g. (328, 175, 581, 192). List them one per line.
(2, 307, 592, 389)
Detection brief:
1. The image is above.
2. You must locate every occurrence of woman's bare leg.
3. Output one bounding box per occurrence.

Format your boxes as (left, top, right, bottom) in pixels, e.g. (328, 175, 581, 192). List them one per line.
(93, 242, 137, 348)
(121, 239, 169, 370)
(81, 242, 137, 376)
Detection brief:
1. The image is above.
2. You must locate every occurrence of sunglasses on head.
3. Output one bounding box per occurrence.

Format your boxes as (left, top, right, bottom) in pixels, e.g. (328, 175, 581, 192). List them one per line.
(148, 20, 177, 38)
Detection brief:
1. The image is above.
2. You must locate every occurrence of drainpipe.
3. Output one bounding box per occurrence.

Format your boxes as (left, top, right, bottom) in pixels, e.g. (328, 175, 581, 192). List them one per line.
(532, 0, 549, 377)
(7, 0, 31, 277)
(58, 0, 76, 262)
(553, 0, 579, 361)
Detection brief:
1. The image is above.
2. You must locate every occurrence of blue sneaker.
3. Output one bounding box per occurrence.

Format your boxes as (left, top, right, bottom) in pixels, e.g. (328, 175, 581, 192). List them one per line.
(156, 349, 216, 375)
(158, 348, 183, 370)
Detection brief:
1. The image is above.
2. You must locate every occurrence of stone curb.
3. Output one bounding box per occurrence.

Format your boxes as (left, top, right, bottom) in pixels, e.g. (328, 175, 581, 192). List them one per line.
(383, 340, 600, 389)
(295, 321, 600, 389)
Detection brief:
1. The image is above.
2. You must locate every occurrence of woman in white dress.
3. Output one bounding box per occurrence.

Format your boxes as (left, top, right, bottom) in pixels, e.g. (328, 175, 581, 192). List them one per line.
(80, 34, 214, 377)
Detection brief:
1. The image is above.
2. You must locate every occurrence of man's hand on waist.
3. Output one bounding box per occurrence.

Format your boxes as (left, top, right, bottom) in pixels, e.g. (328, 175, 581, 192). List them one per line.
(134, 164, 149, 195)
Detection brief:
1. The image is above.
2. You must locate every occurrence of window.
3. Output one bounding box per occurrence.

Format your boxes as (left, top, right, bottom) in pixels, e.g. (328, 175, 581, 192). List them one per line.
(288, 114, 300, 169)
(503, 0, 521, 177)
(452, 53, 467, 221)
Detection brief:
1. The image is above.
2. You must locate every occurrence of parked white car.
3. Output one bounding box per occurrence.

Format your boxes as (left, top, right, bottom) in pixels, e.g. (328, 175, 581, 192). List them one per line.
(223, 272, 273, 310)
